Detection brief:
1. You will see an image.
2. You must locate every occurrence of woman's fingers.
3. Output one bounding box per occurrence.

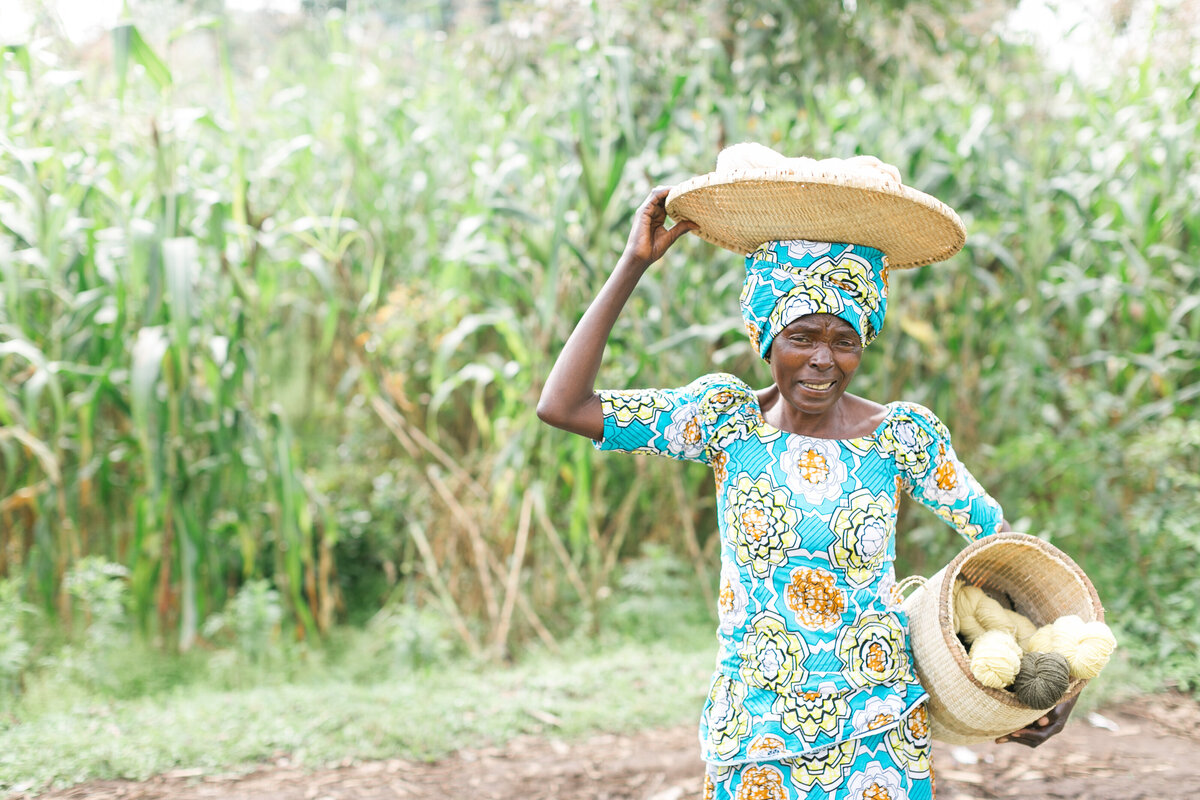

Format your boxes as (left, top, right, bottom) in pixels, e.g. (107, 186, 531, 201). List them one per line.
(995, 699, 1075, 748)
(645, 186, 696, 242)
(639, 186, 671, 218)
(663, 217, 699, 246)
(624, 185, 696, 265)
(632, 187, 669, 232)
(651, 215, 696, 259)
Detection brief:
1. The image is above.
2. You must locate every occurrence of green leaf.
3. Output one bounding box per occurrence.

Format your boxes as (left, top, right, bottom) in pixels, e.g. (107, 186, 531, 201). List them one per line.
(130, 326, 170, 485)
(2, 45, 32, 77)
(112, 23, 173, 100)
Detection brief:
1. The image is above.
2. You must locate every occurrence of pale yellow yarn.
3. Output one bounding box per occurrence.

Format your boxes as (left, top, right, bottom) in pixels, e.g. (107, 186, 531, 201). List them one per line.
(1005, 608, 1039, 649)
(974, 594, 1017, 636)
(715, 144, 904, 185)
(969, 629, 1023, 689)
(1026, 614, 1117, 680)
(1061, 617, 1117, 679)
(953, 583, 988, 643)
(953, 581, 1023, 642)
(1049, 615, 1085, 666)
(1027, 623, 1057, 654)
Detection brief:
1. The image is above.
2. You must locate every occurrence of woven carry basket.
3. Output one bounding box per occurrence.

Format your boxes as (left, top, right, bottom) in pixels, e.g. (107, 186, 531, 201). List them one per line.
(900, 532, 1105, 744)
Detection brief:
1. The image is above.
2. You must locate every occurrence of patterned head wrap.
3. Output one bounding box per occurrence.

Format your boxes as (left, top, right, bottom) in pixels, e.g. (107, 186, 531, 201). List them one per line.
(740, 239, 889, 360)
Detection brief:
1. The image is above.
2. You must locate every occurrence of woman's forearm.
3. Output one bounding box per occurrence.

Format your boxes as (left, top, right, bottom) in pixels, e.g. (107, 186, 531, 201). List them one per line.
(535, 253, 649, 440)
(536, 186, 695, 440)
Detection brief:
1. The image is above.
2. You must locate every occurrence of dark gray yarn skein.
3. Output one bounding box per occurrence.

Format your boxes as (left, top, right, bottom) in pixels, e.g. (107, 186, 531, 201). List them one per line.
(1010, 651, 1071, 708)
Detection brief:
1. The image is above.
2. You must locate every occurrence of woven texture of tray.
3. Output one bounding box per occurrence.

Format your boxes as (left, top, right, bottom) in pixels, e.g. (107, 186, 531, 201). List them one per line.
(665, 168, 966, 268)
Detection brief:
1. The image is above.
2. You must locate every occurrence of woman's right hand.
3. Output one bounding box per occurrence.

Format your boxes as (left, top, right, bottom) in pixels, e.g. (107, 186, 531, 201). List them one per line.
(621, 186, 698, 270)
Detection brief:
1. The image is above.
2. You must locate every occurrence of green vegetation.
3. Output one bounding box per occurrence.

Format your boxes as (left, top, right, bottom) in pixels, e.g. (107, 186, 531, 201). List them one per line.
(0, 598, 1158, 793)
(0, 615, 1153, 791)
(0, 627, 717, 791)
(0, 1, 1198, 787)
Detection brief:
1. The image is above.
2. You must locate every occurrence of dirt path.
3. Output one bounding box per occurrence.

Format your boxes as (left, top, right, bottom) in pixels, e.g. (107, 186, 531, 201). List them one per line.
(19, 694, 1200, 800)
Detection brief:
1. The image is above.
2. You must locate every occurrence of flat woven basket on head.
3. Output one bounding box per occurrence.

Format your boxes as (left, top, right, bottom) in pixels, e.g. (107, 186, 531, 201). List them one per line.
(664, 166, 966, 268)
(900, 532, 1104, 744)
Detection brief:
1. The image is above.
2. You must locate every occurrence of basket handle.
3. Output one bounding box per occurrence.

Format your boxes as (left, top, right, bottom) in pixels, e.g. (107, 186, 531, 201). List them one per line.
(894, 574, 928, 600)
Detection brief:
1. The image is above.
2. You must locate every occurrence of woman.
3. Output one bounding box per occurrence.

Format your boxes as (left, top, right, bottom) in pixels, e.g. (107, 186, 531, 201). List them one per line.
(537, 152, 1073, 799)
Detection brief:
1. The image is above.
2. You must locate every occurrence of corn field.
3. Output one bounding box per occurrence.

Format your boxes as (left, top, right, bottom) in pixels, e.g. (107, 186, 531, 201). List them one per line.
(1, 1, 1198, 687)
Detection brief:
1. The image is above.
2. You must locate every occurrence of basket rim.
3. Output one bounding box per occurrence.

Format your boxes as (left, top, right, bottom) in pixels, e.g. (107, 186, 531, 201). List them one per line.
(936, 532, 1105, 708)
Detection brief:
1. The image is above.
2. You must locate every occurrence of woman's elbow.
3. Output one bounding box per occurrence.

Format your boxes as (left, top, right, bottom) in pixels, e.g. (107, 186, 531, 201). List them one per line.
(536, 391, 574, 430)
(535, 396, 561, 427)
(536, 394, 601, 439)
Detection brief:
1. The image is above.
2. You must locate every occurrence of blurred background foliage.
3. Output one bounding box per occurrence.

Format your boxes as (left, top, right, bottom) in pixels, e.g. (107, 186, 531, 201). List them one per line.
(1, 0, 1198, 707)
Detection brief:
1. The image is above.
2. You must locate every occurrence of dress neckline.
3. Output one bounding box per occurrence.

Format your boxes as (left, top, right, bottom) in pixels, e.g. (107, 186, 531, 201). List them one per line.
(750, 397, 898, 443)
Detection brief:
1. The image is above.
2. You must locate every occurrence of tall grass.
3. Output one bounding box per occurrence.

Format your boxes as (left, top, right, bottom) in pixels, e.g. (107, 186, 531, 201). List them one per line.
(1, 1, 1197, 689)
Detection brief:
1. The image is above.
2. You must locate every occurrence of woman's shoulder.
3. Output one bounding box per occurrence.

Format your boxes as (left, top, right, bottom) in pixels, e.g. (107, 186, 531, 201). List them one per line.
(680, 373, 759, 423)
(881, 400, 953, 442)
(684, 372, 757, 401)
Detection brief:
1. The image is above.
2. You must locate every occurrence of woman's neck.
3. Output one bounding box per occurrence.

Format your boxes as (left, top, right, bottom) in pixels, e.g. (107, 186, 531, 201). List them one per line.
(756, 387, 886, 439)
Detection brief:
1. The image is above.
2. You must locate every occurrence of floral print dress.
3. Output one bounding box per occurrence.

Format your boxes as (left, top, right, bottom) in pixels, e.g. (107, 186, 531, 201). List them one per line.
(594, 373, 1004, 800)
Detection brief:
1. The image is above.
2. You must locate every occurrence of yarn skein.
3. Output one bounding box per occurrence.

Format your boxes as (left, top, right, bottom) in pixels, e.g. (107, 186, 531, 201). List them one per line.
(1005, 608, 1039, 649)
(1055, 616, 1118, 679)
(1026, 623, 1057, 655)
(1011, 651, 1071, 708)
(969, 629, 1023, 689)
(953, 583, 988, 643)
(953, 582, 1022, 642)
(973, 594, 1017, 636)
(1048, 615, 1084, 666)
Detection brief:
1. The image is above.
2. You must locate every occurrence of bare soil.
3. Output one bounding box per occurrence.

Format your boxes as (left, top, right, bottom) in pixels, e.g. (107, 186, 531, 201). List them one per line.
(19, 693, 1200, 800)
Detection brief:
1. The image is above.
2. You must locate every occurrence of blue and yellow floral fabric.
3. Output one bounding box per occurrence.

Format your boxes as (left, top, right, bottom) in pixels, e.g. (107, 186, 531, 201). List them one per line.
(704, 705, 934, 800)
(594, 373, 1003, 767)
(740, 240, 889, 358)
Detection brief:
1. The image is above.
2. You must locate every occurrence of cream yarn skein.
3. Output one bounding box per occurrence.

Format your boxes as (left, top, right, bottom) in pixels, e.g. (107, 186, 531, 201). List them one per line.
(1036, 614, 1118, 679)
(1005, 608, 1038, 649)
(952, 583, 988, 643)
(1072, 620, 1118, 679)
(973, 595, 1017, 636)
(969, 629, 1023, 689)
(1026, 622, 1057, 655)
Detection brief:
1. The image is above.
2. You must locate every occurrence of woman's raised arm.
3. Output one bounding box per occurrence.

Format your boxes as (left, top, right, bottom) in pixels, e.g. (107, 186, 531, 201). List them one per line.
(536, 186, 696, 439)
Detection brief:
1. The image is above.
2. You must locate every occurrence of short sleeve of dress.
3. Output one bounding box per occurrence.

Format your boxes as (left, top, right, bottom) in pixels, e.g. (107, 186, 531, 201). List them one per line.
(883, 402, 1005, 542)
(593, 373, 755, 466)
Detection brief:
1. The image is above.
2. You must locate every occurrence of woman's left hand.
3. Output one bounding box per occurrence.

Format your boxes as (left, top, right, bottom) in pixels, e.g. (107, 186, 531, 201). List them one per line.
(995, 695, 1078, 747)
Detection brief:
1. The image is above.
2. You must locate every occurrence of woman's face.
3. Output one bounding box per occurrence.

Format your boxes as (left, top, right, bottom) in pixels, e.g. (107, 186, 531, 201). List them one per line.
(768, 314, 863, 418)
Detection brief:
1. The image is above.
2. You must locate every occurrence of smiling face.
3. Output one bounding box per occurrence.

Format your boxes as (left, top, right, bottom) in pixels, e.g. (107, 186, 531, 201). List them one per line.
(768, 313, 863, 422)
